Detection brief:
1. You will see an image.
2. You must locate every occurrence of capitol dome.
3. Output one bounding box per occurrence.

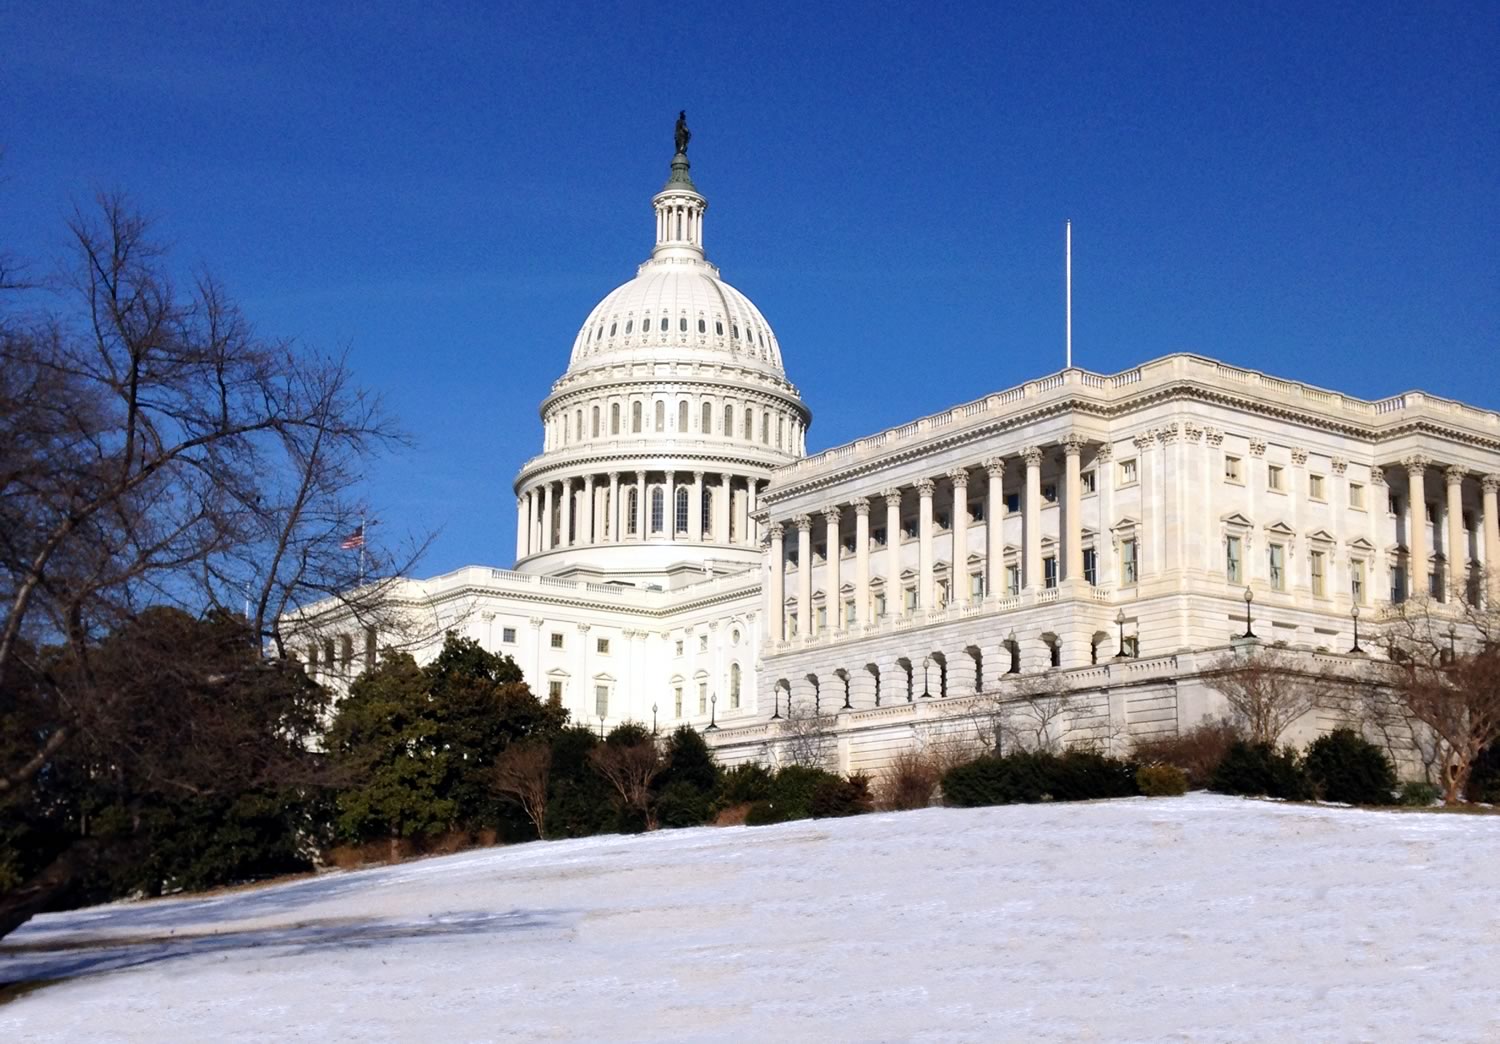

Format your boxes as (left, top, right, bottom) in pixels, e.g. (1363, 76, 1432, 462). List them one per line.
(511, 122, 811, 587)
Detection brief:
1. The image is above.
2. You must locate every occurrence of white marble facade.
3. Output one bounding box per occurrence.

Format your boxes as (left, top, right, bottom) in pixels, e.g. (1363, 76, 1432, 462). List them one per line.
(297, 140, 1500, 770)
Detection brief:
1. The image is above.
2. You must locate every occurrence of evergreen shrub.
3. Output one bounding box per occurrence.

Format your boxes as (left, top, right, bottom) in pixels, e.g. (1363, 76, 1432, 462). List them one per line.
(1304, 729, 1397, 805)
(655, 780, 715, 829)
(1467, 744, 1500, 803)
(1209, 742, 1313, 800)
(1398, 781, 1442, 807)
(744, 766, 842, 825)
(809, 773, 873, 818)
(716, 763, 774, 808)
(1136, 763, 1188, 797)
(941, 750, 1140, 807)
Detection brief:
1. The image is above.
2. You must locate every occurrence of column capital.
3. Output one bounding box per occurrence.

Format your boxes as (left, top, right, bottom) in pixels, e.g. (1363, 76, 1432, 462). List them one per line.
(915, 478, 936, 497)
(793, 514, 814, 533)
(983, 457, 1006, 478)
(767, 521, 784, 540)
(528, 617, 544, 628)
(823, 505, 842, 524)
(1330, 456, 1348, 475)
(576, 622, 591, 633)
(1248, 437, 1267, 457)
(882, 488, 903, 508)
(1483, 474, 1500, 494)
(1022, 446, 1044, 468)
(852, 496, 871, 516)
(1445, 465, 1466, 486)
(1182, 422, 1203, 444)
(1155, 422, 1180, 445)
(1290, 447, 1309, 466)
(1094, 441, 1114, 461)
(608, 470, 620, 481)
(1202, 427, 1223, 448)
(1062, 433, 1087, 456)
(1402, 454, 1431, 474)
(1133, 432, 1155, 451)
(1370, 465, 1388, 486)
(946, 467, 970, 487)
(693, 470, 705, 482)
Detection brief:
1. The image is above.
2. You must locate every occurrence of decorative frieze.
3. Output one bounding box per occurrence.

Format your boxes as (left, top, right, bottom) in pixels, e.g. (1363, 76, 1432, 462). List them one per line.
(1330, 457, 1348, 475)
(1290, 447, 1309, 466)
(1249, 438, 1267, 457)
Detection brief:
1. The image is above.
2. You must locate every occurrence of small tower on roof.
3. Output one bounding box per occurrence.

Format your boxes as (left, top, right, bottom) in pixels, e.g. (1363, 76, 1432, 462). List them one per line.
(652, 111, 706, 259)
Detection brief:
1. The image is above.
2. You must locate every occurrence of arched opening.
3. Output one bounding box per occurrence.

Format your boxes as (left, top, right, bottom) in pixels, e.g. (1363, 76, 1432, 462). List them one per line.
(744, 407, 753, 439)
(591, 405, 600, 437)
(1042, 632, 1061, 669)
(654, 401, 665, 432)
(896, 657, 914, 702)
(834, 668, 851, 710)
(965, 645, 983, 693)
(1005, 639, 1021, 674)
(773, 678, 792, 719)
(723, 403, 733, 436)
(806, 673, 822, 714)
(627, 489, 639, 535)
(701, 488, 712, 539)
(674, 487, 689, 534)
(865, 663, 881, 707)
(730, 662, 742, 709)
(677, 399, 688, 432)
(931, 651, 948, 698)
(1090, 630, 1109, 665)
(650, 488, 664, 533)
(611, 402, 620, 434)
(631, 401, 642, 433)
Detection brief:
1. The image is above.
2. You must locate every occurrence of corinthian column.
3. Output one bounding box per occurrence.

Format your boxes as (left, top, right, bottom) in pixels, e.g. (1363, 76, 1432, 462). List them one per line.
(795, 515, 813, 636)
(916, 478, 935, 608)
(1063, 435, 1085, 583)
(691, 471, 705, 541)
(853, 497, 871, 626)
(542, 481, 555, 552)
(984, 459, 1005, 597)
(1022, 447, 1043, 590)
(824, 505, 843, 631)
(948, 468, 969, 605)
(664, 470, 676, 541)
(558, 477, 573, 548)
(884, 489, 903, 615)
(1483, 476, 1500, 607)
(608, 472, 620, 542)
(581, 474, 595, 545)
(767, 523, 785, 642)
(635, 470, 648, 539)
(1446, 466, 1466, 602)
(1404, 456, 1429, 599)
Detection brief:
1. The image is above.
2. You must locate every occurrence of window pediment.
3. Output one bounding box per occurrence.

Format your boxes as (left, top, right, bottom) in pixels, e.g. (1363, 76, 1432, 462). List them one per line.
(1346, 536, 1376, 555)
(1220, 511, 1254, 530)
(1306, 528, 1336, 546)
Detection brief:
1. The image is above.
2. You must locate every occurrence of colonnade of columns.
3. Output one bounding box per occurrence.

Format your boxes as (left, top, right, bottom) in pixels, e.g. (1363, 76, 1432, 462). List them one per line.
(1399, 457, 1500, 605)
(764, 438, 1100, 643)
(516, 470, 765, 559)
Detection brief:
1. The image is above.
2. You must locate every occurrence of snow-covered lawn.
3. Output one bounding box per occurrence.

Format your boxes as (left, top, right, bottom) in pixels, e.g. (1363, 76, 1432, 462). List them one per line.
(3, 793, 1498, 1041)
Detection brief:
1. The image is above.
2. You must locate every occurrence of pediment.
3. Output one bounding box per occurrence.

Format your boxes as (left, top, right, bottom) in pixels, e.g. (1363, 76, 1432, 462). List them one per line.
(1346, 536, 1376, 554)
(1111, 515, 1141, 533)
(1306, 528, 1337, 545)
(965, 552, 986, 566)
(1220, 511, 1254, 529)
(1263, 520, 1297, 538)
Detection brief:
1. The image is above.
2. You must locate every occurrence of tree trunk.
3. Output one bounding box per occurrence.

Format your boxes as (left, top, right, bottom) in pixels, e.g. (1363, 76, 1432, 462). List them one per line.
(0, 839, 102, 942)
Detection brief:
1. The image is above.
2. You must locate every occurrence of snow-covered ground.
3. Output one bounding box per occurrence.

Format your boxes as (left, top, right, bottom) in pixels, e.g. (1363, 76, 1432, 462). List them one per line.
(3, 793, 1498, 1041)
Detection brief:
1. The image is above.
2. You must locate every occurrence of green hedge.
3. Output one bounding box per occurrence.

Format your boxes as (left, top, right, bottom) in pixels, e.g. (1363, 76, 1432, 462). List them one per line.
(942, 750, 1140, 807)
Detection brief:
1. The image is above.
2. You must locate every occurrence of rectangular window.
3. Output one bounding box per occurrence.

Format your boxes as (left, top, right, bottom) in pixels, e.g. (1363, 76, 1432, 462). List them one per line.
(1043, 556, 1058, 588)
(1122, 539, 1139, 584)
(971, 573, 986, 598)
(675, 639, 684, 656)
(815, 605, 827, 632)
(1310, 550, 1326, 596)
(548, 680, 563, 704)
(699, 634, 708, 652)
(1391, 564, 1407, 603)
(674, 686, 683, 717)
(698, 682, 708, 714)
(1429, 570, 1441, 598)
(502, 626, 516, 644)
(1005, 492, 1020, 514)
(1269, 543, 1285, 590)
(1225, 456, 1243, 482)
(1120, 459, 1138, 486)
(596, 637, 610, 654)
(1351, 559, 1366, 603)
(1349, 482, 1365, 509)
(1388, 493, 1400, 516)
(904, 587, 918, 612)
(787, 612, 798, 637)
(550, 632, 564, 650)
(1309, 474, 1326, 500)
(1042, 483, 1058, 504)
(1226, 535, 1242, 584)
(1122, 635, 1140, 658)
(1082, 548, 1097, 586)
(845, 600, 857, 626)
(874, 592, 887, 617)
(1081, 470, 1097, 494)
(594, 685, 608, 717)
(1005, 564, 1021, 597)
(1268, 465, 1284, 492)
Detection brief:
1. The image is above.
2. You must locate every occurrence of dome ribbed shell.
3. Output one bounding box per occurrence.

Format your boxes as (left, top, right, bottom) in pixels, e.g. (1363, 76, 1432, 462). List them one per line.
(566, 258, 786, 378)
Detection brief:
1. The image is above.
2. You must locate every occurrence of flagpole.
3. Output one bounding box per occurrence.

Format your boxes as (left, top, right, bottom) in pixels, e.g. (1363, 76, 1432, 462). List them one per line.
(359, 515, 366, 585)
(1065, 220, 1073, 370)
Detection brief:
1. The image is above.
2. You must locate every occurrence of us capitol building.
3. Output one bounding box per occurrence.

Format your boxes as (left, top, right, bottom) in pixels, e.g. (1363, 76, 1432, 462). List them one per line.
(302, 123, 1500, 772)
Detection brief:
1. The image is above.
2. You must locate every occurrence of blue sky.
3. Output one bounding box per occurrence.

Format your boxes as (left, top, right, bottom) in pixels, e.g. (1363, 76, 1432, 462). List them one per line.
(6, 1, 1497, 575)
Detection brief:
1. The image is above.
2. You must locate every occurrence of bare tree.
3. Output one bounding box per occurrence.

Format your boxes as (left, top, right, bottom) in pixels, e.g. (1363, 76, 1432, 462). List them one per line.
(0, 194, 418, 799)
(777, 698, 838, 768)
(1000, 672, 1079, 753)
(493, 742, 552, 839)
(589, 738, 664, 830)
(1203, 646, 1329, 744)
(1377, 596, 1500, 804)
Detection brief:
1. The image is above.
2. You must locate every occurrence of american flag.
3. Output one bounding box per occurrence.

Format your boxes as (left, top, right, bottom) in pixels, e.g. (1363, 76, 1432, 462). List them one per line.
(340, 524, 366, 550)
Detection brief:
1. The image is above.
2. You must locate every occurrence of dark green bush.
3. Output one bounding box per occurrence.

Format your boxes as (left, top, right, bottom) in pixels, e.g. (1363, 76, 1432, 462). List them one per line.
(942, 750, 1140, 807)
(1209, 742, 1313, 800)
(744, 766, 842, 825)
(1398, 781, 1442, 807)
(716, 762, 774, 808)
(1136, 763, 1188, 797)
(809, 773, 873, 818)
(655, 780, 715, 829)
(1304, 729, 1397, 805)
(1467, 744, 1500, 803)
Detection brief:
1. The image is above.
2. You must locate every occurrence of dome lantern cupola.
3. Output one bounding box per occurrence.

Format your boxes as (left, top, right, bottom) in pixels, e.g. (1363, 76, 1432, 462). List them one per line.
(651, 112, 706, 259)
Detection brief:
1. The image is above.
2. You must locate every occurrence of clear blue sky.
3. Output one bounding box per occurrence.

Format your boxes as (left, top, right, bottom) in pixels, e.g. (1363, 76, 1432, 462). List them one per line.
(6, 2, 1497, 575)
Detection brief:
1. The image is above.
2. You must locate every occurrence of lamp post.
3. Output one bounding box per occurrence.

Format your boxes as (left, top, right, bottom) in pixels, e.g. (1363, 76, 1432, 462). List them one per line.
(1007, 629, 1019, 674)
(598, 714, 606, 739)
(705, 692, 719, 731)
(1447, 622, 1457, 662)
(1241, 586, 1256, 639)
(1349, 605, 1362, 654)
(651, 702, 658, 736)
(1114, 608, 1127, 659)
(921, 655, 932, 698)
(771, 685, 782, 720)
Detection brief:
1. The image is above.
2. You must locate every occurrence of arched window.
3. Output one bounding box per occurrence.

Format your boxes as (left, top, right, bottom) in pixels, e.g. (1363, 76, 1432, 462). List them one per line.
(595, 326, 603, 341)
(575, 409, 583, 440)
(679, 317, 687, 332)
(625, 319, 633, 334)
(677, 399, 688, 432)
(698, 318, 706, 333)
(675, 487, 689, 533)
(701, 401, 712, 433)
(651, 488, 664, 533)
(744, 407, 753, 438)
(776, 416, 784, 449)
(730, 663, 742, 709)
(661, 316, 670, 332)
(715, 320, 724, 335)
(723, 403, 733, 435)
(655, 401, 665, 432)
(632, 401, 642, 433)
(591, 405, 600, 437)
(560, 416, 568, 446)
(609, 322, 616, 336)
(701, 488, 712, 537)
(627, 489, 639, 534)
(611, 402, 620, 434)
(732, 323, 740, 340)
(761, 411, 770, 444)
